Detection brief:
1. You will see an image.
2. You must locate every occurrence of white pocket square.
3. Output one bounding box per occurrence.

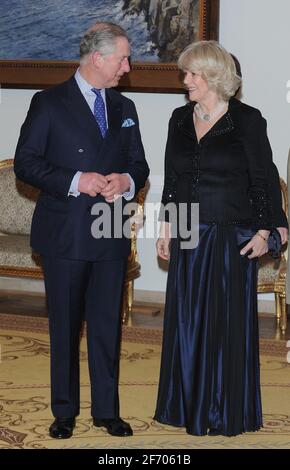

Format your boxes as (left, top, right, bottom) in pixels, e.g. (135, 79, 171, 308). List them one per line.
(122, 118, 135, 127)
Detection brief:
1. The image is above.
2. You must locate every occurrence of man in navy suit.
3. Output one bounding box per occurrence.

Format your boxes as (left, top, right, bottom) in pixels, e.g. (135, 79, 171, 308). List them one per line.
(14, 22, 149, 439)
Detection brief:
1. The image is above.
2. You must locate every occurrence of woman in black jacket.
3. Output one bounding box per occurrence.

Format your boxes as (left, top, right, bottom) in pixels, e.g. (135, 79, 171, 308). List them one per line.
(154, 40, 288, 436)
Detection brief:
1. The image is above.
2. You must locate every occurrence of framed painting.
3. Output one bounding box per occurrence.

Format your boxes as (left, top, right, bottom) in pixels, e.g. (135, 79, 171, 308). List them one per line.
(0, 0, 219, 92)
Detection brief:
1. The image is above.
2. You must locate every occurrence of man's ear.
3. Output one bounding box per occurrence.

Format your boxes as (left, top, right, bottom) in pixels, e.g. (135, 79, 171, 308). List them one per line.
(91, 51, 103, 68)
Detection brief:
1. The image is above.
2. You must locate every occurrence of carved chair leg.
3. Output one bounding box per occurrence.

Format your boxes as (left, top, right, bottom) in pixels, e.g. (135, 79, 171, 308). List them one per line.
(121, 280, 134, 326)
(126, 280, 134, 327)
(275, 292, 281, 326)
(280, 293, 287, 335)
(122, 281, 129, 325)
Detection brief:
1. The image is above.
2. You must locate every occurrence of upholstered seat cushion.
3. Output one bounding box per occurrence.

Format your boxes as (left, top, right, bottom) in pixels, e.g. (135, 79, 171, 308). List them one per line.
(0, 234, 41, 268)
(0, 166, 39, 235)
(258, 254, 286, 286)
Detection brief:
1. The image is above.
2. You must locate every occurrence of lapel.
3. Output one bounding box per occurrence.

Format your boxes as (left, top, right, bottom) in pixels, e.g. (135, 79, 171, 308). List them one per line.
(177, 100, 235, 142)
(61, 76, 103, 145)
(60, 77, 123, 151)
(105, 89, 123, 140)
(177, 103, 196, 140)
(97, 89, 123, 162)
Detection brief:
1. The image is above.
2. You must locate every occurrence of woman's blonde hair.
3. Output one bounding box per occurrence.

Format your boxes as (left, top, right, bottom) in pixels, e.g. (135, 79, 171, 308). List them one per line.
(178, 40, 241, 100)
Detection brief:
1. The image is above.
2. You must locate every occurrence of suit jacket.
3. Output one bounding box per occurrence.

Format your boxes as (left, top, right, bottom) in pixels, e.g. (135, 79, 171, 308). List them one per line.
(14, 76, 149, 261)
(159, 97, 287, 230)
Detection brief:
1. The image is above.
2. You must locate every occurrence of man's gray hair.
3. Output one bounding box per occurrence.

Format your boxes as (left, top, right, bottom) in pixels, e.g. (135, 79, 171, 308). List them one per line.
(80, 22, 128, 61)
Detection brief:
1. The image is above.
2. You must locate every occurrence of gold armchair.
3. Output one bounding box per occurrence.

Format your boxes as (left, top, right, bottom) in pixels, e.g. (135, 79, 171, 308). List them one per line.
(257, 178, 288, 334)
(0, 159, 144, 324)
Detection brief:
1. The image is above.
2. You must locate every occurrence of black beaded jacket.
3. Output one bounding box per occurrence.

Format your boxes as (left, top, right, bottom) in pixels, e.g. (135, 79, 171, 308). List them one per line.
(160, 97, 287, 230)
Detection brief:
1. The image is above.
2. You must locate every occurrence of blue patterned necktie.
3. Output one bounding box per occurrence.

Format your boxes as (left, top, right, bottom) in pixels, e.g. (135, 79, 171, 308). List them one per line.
(92, 88, 107, 138)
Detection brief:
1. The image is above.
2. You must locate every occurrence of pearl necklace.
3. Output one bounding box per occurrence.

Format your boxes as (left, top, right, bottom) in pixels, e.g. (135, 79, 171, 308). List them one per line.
(194, 101, 227, 122)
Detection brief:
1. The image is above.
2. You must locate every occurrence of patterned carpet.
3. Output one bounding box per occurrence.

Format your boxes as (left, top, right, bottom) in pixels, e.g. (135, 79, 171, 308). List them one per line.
(0, 313, 290, 449)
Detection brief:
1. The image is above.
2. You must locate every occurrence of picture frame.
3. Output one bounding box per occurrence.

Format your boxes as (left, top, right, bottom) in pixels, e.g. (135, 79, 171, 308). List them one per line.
(0, 0, 219, 93)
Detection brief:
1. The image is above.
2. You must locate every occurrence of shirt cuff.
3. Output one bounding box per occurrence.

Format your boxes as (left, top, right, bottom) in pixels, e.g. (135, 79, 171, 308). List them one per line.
(122, 173, 135, 201)
(68, 171, 82, 197)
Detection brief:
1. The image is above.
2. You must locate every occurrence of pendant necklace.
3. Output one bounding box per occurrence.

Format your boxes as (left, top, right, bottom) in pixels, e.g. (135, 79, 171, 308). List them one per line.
(194, 101, 227, 122)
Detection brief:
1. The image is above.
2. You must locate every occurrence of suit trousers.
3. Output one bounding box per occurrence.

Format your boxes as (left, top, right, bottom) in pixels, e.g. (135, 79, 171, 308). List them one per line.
(42, 256, 127, 419)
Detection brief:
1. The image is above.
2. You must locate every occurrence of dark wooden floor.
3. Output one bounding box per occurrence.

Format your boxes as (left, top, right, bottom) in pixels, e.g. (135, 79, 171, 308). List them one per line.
(0, 290, 289, 340)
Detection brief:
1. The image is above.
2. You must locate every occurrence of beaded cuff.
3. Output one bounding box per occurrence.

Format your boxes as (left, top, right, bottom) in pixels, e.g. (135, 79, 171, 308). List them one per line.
(161, 175, 177, 205)
(249, 184, 273, 228)
(160, 175, 177, 222)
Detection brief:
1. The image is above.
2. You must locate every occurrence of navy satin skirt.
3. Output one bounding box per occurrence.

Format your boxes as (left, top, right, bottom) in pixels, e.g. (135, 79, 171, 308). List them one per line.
(154, 223, 263, 436)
